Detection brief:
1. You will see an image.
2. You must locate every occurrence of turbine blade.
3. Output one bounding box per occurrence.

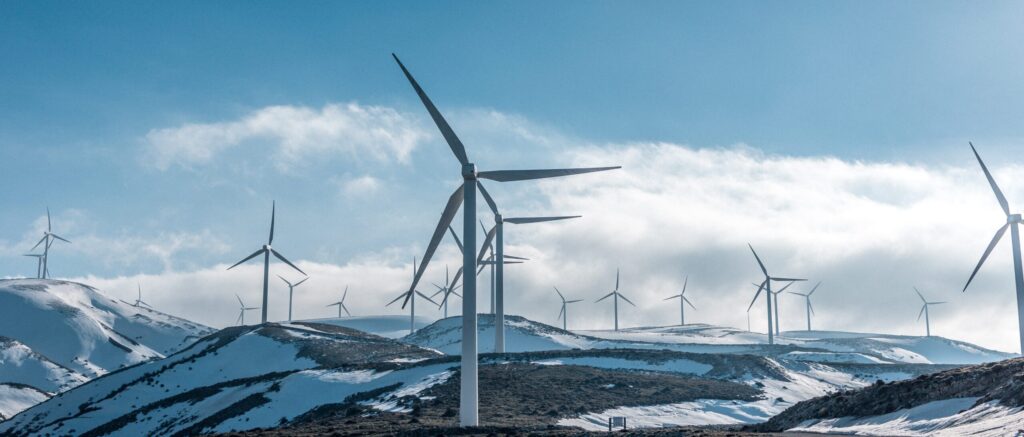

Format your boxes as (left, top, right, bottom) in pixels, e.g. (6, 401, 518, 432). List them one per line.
(476, 225, 498, 264)
(970, 142, 1011, 216)
(682, 275, 688, 295)
(775, 282, 796, 294)
(747, 281, 766, 312)
(477, 166, 621, 182)
(808, 301, 815, 316)
(236, 293, 244, 307)
(341, 303, 351, 317)
(616, 268, 620, 291)
(787, 292, 807, 297)
(392, 54, 469, 166)
(448, 225, 464, 254)
(277, 275, 291, 286)
(387, 291, 410, 307)
(294, 277, 309, 287)
(228, 248, 265, 270)
(342, 285, 348, 302)
(554, 286, 565, 301)
(807, 281, 822, 296)
(47, 207, 52, 231)
(595, 291, 615, 303)
(931, 301, 947, 305)
(477, 181, 499, 215)
(405, 184, 465, 308)
(271, 249, 306, 275)
(503, 255, 530, 261)
(683, 297, 696, 310)
(416, 290, 439, 306)
(770, 277, 806, 282)
(566, 299, 583, 303)
(31, 235, 46, 251)
(558, 304, 565, 321)
(450, 267, 464, 292)
(964, 223, 1009, 292)
(748, 244, 768, 276)
(504, 215, 581, 224)
(664, 295, 681, 301)
(619, 294, 636, 307)
(917, 305, 926, 321)
(913, 286, 926, 303)
(269, 200, 276, 245)
(50, 234, 71, 244)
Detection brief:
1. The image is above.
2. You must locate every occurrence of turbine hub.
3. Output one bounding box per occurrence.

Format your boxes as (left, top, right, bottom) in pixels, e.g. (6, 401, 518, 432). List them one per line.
(263, 244, 271, 250)
(1010, 214, 1023, 224)
(462, 163, 478, 179)
(495, 213, 503, 222)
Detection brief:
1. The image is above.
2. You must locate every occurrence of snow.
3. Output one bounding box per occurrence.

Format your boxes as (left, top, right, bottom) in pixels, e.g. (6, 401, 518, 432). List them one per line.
(790, 398, 1024, 436)
(529, 357, 712, 375)
(301, 315, 432, 339)
(0, 338, 87, 393)
(0, 384, 49, 421)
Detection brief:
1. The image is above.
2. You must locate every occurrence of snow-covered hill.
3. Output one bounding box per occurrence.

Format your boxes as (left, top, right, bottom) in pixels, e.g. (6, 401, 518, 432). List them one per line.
(0, 337, 87, 394)
(301, 315, 433, 339)
(405, 317, 1012, 365)
(0, 322, 447, 436)
(0, 384, 49, 421)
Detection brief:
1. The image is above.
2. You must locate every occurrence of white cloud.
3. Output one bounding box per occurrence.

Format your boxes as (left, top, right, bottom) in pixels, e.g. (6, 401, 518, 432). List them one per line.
(143, 103, 428, 170)
(338, 175, 382, 198)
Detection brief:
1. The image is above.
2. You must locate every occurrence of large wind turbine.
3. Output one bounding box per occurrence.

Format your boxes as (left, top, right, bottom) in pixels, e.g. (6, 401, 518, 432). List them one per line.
(596, 269, 636, 331)
(227, 201, 306, 324)
(393, 54, 619, 427)
(914, 287, 945, 337)
(327, 286, 351, 318)
(554, 287, 582, 330)
(133, 283, 152, 309)
(31, 208, 70, 279)
(277, 275, 309, 322)
(747, 244, 805, 345)
(664, 276, 696, 326)
(475, 187, 580, 353)
(23, 253, 44, 278)
(963, 142, 1024, 353)
(387, 257, 439, 335)
(787, 282, 821, 331)
(236, 294, 259, 326)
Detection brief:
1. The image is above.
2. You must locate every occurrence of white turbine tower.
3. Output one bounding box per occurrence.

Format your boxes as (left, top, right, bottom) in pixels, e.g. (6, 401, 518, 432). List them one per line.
(770, 281, 796, 335)
(963, 142, 1024, 353)
(554, 287, 582, 331)
(227, 201, 306, 324)
(787, 282, 822, 331)
(664, 276, 696, 326)
(596, 269, 636, 331)
(235, 294, 259, 326)
(277, 275, 309, 322)
(30, 208, 70, 279)
(393, 53, 619, 427)
(747, 244, 805, 345)
(327, 286, 351, 318)
(23, 253, 44, 278)
(914, 287, 945, 337)
(133, 283, 152, 309)
(388, 257, 438, 335)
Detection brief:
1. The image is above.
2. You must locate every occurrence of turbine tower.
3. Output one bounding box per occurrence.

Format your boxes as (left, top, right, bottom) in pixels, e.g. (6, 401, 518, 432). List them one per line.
(664, 275, 696, 325)
(554, 287, 582, 330)
(770, 281, 796, 335)
(133, 283, 152, 309)
(277, 275, 309, 322)
(227, 201, 306, 324)
(963, 142, 1024, 353)
(596, 269, 636, 331)
(30, 208, 70, 279)
(235, 294, 259, 326)
(747, 244, 805, 345)
(327, 286, 351, 318)
(787, 282, 822, 331)
(387, 257, 438, 334)
(23, 253, 44, 278)
(914, 287, 945, 337)
(393, 53, 619, 427)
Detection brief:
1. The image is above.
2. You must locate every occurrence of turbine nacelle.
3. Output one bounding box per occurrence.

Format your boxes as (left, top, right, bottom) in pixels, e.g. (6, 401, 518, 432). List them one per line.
(1009, 214, 1022, 224)
(462, 163, 477, 179)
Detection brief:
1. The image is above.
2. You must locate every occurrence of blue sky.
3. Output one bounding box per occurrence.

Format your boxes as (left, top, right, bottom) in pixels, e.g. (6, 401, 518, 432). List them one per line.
(3, 2, 1024, 350)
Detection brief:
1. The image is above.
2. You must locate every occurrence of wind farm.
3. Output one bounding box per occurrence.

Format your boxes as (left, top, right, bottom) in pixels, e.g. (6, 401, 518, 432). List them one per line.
(4, 3, 1024, 436)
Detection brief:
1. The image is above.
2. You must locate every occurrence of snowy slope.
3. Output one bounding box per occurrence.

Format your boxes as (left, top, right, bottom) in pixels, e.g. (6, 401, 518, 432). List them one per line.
(301, 315, 433, 339)
(0, 279, 214, 378)
(0, 337, 87, 393)
(0, 384, 49, 421)
(0, 322, 447, 436)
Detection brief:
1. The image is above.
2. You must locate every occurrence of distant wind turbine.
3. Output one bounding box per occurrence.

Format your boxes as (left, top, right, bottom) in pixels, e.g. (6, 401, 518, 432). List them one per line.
(227, 201, 306, 324)
(914, 287, 945, 337)
(770, 281, 796, 335)
(23, 253, 44, 279)
(134, 283, 152, 309)
(747, 244, 805, 345)
(430, 265, 463, 318)
(393, 53, 620, 427)
(664, 276, 696, 326)
(327, 286, 351, 318)
(476, 220, 527, 316)
(787, 282, 822, 331)
(554, 287, 582, 330)
(387, 257, 438, 334)
(277, 275, 309, 322)
(236, 294, 259, 326)
(30, 208, 70, 279)
(963, 142, 1024, 353)
(596, 269, 636, 331)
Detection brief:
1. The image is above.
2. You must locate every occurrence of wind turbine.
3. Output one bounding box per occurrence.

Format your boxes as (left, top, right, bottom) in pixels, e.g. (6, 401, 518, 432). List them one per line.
(476, 220, 527, 316)
(914, 287, 945, 337)
(393, 54, 620, 427)
(747, 244, 805, 345)
(963, 142, 1024, 353)
(133, 283, 152, 309)
(475, 188, 580, 354)
(664, 276, 696, 326)
(430, 265, 463, 318)
(227, 201, 306, 324)
(770, 281, 796, 335)
(327, 286, 351, 318)
(596, 269, 636, 331)
(788, 282, 822, 331)
(554, 287, 582, 330)
(235, 294, 259, 326)
(277, 275, 309, 322)
(23, 253, 44, 278)
(387, 257, 439, 335)
(31, 208, 70, 279)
